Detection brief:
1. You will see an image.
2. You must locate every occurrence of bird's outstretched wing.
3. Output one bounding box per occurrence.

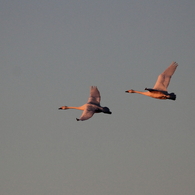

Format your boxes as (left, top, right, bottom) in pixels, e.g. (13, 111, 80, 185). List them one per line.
(76, 105, 96, 121)
(87, 86, 101, 105)
(153, 62, 178, 91)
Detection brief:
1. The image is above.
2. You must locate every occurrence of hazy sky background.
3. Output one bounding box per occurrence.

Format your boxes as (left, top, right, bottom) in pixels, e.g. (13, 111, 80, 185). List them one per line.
(1, 1, 195, 195)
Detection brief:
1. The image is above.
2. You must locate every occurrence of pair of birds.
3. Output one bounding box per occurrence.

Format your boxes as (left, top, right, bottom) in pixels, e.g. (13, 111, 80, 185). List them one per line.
(59, 62, 178, 121)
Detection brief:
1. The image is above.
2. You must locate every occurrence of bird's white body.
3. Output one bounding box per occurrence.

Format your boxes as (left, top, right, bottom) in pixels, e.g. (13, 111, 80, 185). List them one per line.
(59, 86, 112, 121)
(126, 62, 178, 100)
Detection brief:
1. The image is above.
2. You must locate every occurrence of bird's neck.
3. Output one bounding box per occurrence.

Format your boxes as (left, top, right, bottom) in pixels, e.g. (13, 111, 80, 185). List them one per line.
(133, 90, 151, 96)
(66, 105, 86, 110)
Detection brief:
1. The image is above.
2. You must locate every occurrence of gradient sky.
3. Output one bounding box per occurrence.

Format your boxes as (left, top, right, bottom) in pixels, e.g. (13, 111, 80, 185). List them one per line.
(1, 1, 195, 195)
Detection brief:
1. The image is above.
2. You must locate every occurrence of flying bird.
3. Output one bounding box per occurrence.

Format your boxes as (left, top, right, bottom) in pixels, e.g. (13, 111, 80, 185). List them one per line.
(126, 62, 178, 100)
(59, 86, 112, 121)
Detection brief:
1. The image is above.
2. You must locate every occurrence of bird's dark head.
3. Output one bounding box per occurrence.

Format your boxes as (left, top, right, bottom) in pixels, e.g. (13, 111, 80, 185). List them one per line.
(58, 106, 68, 110)
(125, 89, 135, 93)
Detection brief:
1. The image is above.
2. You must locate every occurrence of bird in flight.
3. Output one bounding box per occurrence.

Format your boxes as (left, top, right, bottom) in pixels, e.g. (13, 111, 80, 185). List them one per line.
(126, 62, 178, 100)
(59, 86, 112, 121)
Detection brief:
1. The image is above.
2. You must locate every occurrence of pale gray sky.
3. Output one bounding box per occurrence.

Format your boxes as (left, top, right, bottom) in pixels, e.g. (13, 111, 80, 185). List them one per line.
(1, 1, 195, 195)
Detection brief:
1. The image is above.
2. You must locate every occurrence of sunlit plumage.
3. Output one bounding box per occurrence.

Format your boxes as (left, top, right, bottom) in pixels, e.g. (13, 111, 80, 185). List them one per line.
(126, 62, 178, 100)
(59, 86, 112, 121)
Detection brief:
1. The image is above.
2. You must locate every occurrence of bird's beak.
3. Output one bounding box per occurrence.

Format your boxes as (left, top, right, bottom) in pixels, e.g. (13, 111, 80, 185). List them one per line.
(125, 90, 129, 93)
(58, 107, 62, 110)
